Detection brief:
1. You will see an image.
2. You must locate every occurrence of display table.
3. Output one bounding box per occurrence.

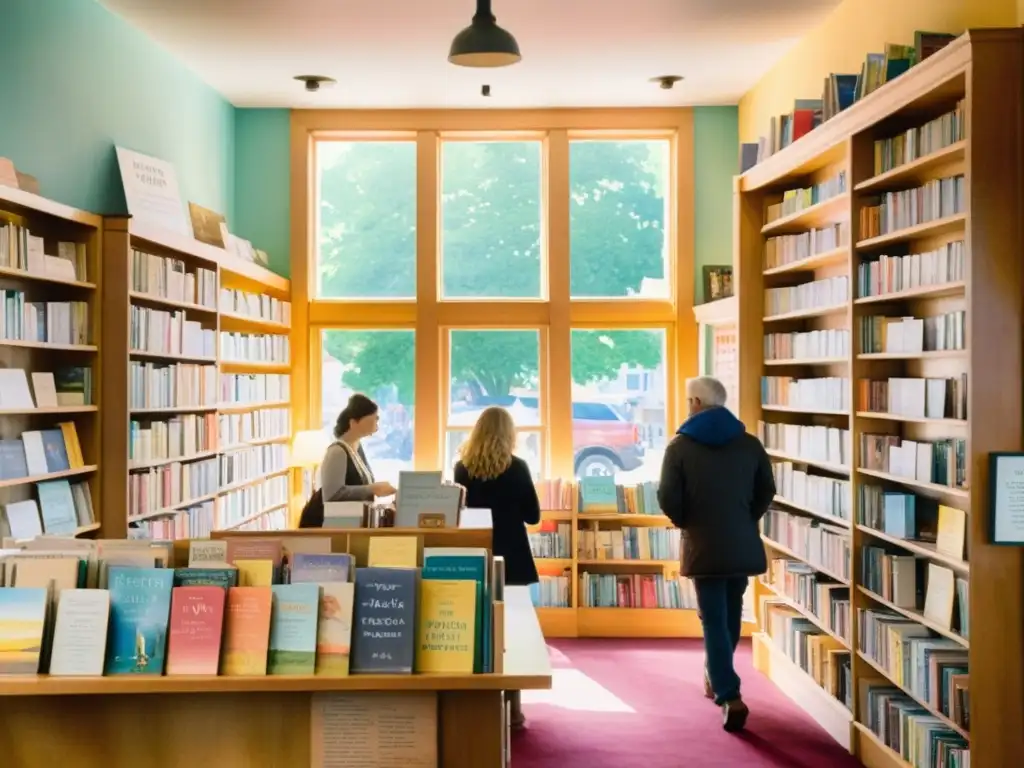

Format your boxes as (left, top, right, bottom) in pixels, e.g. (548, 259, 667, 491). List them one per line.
(0, 586, 552, 767)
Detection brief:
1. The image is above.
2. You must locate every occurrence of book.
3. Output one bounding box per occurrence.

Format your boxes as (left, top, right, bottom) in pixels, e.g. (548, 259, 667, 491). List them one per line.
(173, 566, 238, 589)
(221, 586, 272, 676)
(315, 582, 355, 676)
(368, 536, 419, 568)
(236, 559, 274, 587)
(36, 480, 79, 535)
(166, 586, 227, 675)
(49, 589, 110, 676)
(416, 579, 477, 673)
(104, 566, 174, 675)
(0, 587, 48, 674)
(289, 553, 353, 584)
(351, 567, 417, 674)
(422, 547, 489, 673)
(268, 583, 320, 674)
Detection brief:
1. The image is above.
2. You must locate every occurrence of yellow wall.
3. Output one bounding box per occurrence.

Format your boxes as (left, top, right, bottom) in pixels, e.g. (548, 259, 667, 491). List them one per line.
(738, 0, 1019, 142)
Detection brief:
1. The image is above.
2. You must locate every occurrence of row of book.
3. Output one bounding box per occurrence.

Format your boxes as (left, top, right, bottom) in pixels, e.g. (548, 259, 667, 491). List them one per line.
(761, 375, 849, 412)
(856, 241, 965, 299)
(772, 463, 851, 523)
(576, 477, 661, 516)
(0, 291, 89, 346)
(1, 479, 95, 540)
(0, 536, 501, 678)
(577, 526, 680, 562)
(763, 558, 850, 642)
(528, 522, 571, 559)
(859, 175, 965, 240)
(130, 249, 217, 309)
(763, 172, 846, 226)
(0, 421, 87, 481)
(218, 475, 290, 531)
(857, 377, 967, 421)
(860, 434, 967, 491)
(861, 547, 968, 640)
(859, 311, 965, 355)
(763, 222, 848, 271)
(139, 499, 216, 541)
(765, 328, 849, 361)
(220, 373, 290, 405)
(873, 101, 964, 175)
(219, 288, 291, 325)
(762, 507, 852, 580)
(0, 221, 88, 282)
(129, 305, 216, 359)
(220, 332, 290, 365)
(129, 366, 290, 410)
(219, 443, 289, 488)
(758, 421, 849, 468)
(764, 274, 848, 317)
(579, 572, 698, 609)
(0, 366, 91, 410)
(858, 485, 967, 562)
(129, 412, 218, 465)
(220, 407, 290, 446)
(128, 456, 220, 521)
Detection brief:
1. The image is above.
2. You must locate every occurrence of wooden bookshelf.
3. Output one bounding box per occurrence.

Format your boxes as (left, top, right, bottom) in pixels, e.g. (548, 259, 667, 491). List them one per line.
(0, 186, 102, 540)
(100, 218, 293, 540)
(734, 30, 1024, 768)
(529, 490, 757, 639)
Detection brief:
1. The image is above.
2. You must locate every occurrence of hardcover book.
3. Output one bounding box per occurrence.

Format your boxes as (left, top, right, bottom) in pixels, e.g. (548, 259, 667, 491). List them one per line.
(221, 586, 272, 676)
(166, 586, 227, 676)
(416, 579, 476, 673)
(315, 582, 355, 676)
(268, 583, 320, 675)
(0, 587, 48, 674)
(104, 567, 174, 675)
(289, 553, 353, 584)
(351, 567, 417, 674)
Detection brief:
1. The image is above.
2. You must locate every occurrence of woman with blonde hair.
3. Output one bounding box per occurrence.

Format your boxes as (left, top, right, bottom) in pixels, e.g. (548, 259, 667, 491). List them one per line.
(454, 406, 540, 729)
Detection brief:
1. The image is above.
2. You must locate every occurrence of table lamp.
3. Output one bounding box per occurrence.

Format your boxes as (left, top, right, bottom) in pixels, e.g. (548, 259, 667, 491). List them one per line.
(289, 430, 331, 523)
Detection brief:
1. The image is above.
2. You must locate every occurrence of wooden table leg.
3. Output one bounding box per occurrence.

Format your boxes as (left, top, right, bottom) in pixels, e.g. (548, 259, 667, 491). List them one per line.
(438, 690, 505, 768)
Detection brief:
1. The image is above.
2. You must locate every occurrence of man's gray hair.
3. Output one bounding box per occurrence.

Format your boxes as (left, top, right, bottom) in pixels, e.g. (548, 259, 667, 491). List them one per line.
(686, 376, 728, 407)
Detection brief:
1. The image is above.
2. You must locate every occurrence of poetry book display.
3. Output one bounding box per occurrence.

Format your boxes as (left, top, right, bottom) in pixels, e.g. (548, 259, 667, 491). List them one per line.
(733, 30, 1024, 768)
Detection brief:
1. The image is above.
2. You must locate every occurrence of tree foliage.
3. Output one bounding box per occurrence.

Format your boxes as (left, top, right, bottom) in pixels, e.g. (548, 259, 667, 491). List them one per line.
(318, 140, 668, 404)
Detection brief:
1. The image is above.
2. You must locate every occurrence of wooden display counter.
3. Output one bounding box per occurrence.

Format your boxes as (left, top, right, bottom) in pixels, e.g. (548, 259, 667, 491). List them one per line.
(0, 585, 551, 768)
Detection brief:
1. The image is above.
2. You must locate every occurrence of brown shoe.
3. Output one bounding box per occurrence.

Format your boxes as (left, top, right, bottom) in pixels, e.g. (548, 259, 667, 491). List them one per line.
(704, 669, 714, 700)
(722, 698, 749, 733)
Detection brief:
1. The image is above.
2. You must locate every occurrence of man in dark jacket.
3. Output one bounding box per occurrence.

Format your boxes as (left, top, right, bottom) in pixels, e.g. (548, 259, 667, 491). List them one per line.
(658, 376, 775, 733)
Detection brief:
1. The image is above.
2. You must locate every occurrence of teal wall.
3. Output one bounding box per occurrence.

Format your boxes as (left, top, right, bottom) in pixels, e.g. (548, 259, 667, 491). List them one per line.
(0, 0, 234, 218)
(234, 110, 292, 276)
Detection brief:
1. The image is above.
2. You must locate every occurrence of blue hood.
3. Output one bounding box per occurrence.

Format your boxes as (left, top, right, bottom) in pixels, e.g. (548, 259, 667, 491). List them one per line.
(677, 406, 745, 447)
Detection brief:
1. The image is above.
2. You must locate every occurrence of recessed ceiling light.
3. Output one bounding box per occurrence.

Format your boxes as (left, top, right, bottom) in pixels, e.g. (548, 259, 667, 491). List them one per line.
(294, 75, 337, 93)
(651, 75, 684, 90)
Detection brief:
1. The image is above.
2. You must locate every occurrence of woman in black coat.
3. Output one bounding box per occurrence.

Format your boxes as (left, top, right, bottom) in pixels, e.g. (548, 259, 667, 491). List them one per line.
(453, 406, 541, 727)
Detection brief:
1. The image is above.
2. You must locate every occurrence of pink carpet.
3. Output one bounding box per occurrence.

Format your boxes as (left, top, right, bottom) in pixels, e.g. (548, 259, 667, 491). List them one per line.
(512, 639, 862, 768)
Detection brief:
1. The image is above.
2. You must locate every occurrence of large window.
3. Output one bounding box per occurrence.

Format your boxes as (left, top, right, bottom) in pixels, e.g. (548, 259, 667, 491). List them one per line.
(446, 329, 542, 477)
(570, 329, 668, 481)
(320, 330, 416, 485)
(569, 140, 670, 299)
(441, 141, 543, 299)
(316, 141, 417, 299)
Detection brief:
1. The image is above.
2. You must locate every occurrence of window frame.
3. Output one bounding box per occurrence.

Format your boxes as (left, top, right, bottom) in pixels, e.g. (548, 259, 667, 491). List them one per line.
(292, 111, 697, 481)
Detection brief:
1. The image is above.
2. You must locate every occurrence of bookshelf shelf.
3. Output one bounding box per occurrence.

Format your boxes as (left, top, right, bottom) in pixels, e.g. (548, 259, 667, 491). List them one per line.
(100, 216, 293, 540)
(762, 537, 850, 584)
(762, 245, 848, 275)
(761, 405, 847, 416)
(759, 579, 850, 646)
(736, 31, 1023, 764)
(0, 340, 97, 352)
(854, 139, 967, 192)
(764, 356, 847, 366)
(0, 265, 96, 289)
(761, 193, 850, 235)
(773, 495, 852, 527)
(0, 465, 97, 490)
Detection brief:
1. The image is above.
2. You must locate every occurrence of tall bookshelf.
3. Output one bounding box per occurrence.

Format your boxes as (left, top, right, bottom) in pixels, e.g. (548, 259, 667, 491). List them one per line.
(734, 30, 1023, 768)
(100, 218, 293, 540)
(0, 187, 102, 540)
(529, 483, 757, 638)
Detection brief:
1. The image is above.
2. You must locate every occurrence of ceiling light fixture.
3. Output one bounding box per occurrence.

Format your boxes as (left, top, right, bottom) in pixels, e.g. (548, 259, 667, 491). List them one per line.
(448, 0, 521, 68)
(294, 75, 336, 93)
(651, 76, 684, 90)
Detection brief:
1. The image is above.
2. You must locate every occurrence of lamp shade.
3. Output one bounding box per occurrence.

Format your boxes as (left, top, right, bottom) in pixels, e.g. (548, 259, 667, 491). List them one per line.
(448, 1, 521, 68)
(290, 430, 331, 467)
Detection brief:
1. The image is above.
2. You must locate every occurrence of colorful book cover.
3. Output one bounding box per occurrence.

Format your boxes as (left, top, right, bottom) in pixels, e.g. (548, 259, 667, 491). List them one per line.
(351, 567, 417, 674)
(104, 567, 174, 675)
(289, 553, 353, 584)
(315, 582, 355, 676)
(166, 586, 227, 676)
(236, 559, 275, 587)
(268, 584, 320, 675)
(422, 549, 489, 673)
(0, 587, 48, 675)
(221, 587, 272, 676)
(416, 579, 477, 673)
(173, 567, 238, 589)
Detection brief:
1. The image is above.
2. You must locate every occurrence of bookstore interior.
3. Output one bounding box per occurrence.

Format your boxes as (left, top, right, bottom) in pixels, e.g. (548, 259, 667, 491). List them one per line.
(2, 2, 1024, 767)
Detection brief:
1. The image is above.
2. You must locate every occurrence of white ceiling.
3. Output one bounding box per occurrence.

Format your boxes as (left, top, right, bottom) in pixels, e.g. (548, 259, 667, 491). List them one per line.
(100, 0, 843, 109)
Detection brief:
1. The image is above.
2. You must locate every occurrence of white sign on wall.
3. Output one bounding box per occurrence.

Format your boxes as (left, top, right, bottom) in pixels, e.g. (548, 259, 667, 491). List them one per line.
(115, 146, 189, 235)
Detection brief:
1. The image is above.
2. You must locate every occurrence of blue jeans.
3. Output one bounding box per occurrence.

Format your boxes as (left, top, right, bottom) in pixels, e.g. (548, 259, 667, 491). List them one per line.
(694, 576, 747, 705)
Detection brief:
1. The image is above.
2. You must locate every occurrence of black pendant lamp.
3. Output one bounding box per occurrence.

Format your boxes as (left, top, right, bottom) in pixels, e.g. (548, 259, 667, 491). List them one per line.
(448, 0, 521, 68)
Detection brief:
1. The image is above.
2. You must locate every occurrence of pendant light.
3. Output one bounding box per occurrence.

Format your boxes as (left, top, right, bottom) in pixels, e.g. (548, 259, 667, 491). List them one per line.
(448, 0, 521, 68)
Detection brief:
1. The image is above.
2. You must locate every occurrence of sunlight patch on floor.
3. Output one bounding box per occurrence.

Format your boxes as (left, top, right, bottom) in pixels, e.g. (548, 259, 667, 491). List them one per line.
(521, 667, 636, 713)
